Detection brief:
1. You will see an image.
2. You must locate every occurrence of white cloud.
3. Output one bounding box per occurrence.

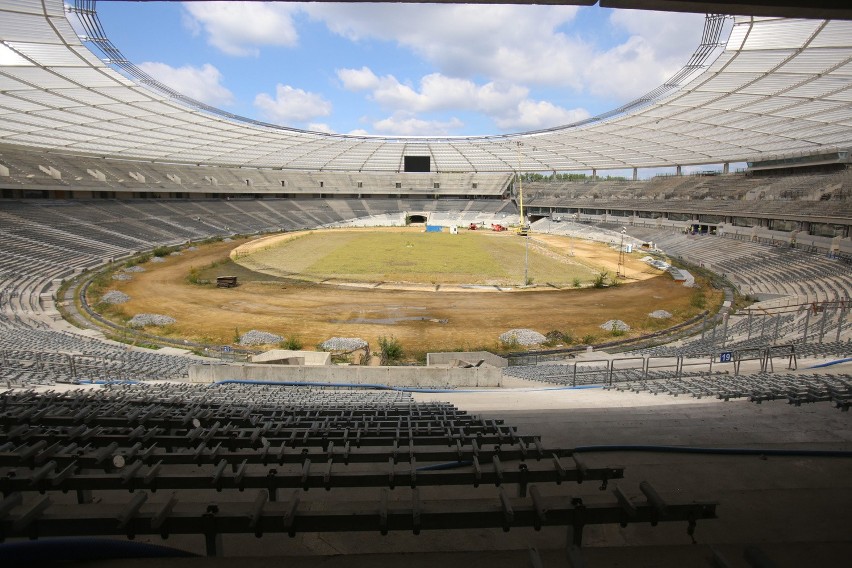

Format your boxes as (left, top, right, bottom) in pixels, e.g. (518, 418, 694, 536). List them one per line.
(337, 67, 587, 132)
(254, 84, 332, 125)
(308, 5, 586, 88)
(307, 122, 335, 134)
(170, 4, 705, 134)
(609, 9, 706, 60)
(309, 5, 704, 101)
(494, 100, 590, 131)
(337, 67, 381, 92)
(372, 113, 464, 136)
(337, 68, 525, 115)
(182, 2, 299, 56)
(137, 62, 234, 106)
(582, 10, 707, 99)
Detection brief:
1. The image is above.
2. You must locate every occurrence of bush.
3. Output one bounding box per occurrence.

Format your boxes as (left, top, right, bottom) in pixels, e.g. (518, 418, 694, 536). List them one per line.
(690, 290, 707, 309)
(572, 277, 582, 288)
(280, 336, 303, 350)
(544, 330, 573, 346)
(378, 335, 404, 363)
(581, 333, 597, 344)
(592, 272, 609, 288)
(125, 253, 150, 268)
(152, 246, 172, 257)
(187, 266, 203, 285)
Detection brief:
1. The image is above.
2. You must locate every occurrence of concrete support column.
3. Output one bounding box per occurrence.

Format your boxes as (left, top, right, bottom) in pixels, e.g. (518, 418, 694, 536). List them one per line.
(592, 169, 597, 179)
(723, 162, 729, 174)
(632, 168, 638, 181)
(676, 165, 682, 176)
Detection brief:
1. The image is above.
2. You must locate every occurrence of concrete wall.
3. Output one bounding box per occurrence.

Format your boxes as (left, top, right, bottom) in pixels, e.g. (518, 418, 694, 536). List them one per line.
(188, 363, 503, 387)
(426, 351, 508, 368)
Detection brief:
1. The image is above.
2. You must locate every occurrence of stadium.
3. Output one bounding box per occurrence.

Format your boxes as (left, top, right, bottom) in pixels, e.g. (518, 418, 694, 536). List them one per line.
(0, 1, 850, 566)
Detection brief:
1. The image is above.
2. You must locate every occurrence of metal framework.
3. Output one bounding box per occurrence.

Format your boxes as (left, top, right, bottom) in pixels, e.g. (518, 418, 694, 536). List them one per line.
(0, 387, 717, 554)
(0, 1, 850, 172)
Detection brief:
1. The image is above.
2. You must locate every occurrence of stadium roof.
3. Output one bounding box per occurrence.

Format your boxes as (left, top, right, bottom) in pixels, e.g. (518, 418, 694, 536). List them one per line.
(0, 0, 850, 172)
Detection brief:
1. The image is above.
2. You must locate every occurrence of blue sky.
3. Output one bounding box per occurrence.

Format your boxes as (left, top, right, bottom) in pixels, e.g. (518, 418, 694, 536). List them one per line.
(93, 2, 706, 137)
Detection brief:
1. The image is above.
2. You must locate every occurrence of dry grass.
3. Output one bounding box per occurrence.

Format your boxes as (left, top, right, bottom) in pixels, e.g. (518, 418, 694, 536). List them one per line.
(233, 228, 600, 286)
(93, 231, 722, 359)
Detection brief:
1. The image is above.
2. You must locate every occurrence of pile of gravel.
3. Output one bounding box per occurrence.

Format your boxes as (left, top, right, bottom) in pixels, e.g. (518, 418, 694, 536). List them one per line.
(123, 265, 145, 273)
(320, 337, 368, 351)
(600, 320, 630, 332)
(499, 329, 547, 346)
(238, 330, 283, 346)
(150, 256, 166, 263)
(649, 310, 672, 319)
(223, 238, 233, 243)
(185, 246, 198, 251)
(127, 314, 175, 328)
(100, 290, 130, 305)
(170, 251, 183, 256)
(112, 273, 132, 281)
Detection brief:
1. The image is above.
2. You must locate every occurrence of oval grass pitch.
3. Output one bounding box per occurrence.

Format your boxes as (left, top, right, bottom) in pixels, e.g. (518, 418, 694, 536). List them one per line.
(92, 229, 722, 359)
(231, 228, 600, 287)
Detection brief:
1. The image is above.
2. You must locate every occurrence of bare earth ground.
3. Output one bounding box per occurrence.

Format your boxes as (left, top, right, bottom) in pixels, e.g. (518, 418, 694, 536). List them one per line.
(96, 230, 720, 356)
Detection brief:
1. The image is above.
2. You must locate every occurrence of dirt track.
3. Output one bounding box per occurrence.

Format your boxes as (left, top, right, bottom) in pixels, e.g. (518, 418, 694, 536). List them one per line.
(103, 236, 718, 358)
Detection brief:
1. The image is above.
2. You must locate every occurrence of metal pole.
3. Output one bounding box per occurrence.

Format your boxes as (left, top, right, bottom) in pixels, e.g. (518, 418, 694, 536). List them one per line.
(818, 309, 828, 344)
(774, 314, 781, 343)
(802, 309, 810, 344)
(747, 311, 752, 339)
(524, 235, 529, 286)
(835, 303, 845, 343)
(721, 314, 728, 348)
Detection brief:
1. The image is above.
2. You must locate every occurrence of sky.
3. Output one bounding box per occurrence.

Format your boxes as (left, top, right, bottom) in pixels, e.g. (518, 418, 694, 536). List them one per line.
(92, 2, 708, 139)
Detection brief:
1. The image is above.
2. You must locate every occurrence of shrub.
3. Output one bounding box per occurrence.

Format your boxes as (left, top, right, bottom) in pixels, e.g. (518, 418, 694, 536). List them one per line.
(378, 335, 404, 363)
(690, 290, 707, 309)
(544, 330, 574, 346)
(152, 246, 172, 257)
(186, 266, 203, 285)
(592, 272, 609, 288)
(572, 277, 582, 288)
(280, 336, 303, 350)
(125, 253, 150, 268)
(581, 333, 597, 344)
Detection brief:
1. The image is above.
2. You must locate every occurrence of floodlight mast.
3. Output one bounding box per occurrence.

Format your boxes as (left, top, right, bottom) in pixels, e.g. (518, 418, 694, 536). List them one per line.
(516, 141, 524, 228)
(617, 227, 627, 279)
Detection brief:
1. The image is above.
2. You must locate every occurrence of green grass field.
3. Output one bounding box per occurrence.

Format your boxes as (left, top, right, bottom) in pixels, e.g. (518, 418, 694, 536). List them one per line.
(239, 229, 601, 286)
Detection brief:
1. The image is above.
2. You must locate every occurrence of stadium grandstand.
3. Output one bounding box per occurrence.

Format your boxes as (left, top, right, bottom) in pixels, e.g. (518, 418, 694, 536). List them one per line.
(0, 1, 851, 566)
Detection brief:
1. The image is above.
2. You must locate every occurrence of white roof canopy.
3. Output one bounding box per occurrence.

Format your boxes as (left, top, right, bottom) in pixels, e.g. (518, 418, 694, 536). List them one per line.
(0, 1, 849, 172)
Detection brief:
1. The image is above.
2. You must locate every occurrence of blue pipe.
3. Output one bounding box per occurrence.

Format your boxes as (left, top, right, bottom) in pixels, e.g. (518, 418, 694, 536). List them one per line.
(75, 380, 139, 385)
(0, 538, 196, 566)
(807, 357, 852, 368)
(212, 379, 603, 394)
(572, 444, 852, 458)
